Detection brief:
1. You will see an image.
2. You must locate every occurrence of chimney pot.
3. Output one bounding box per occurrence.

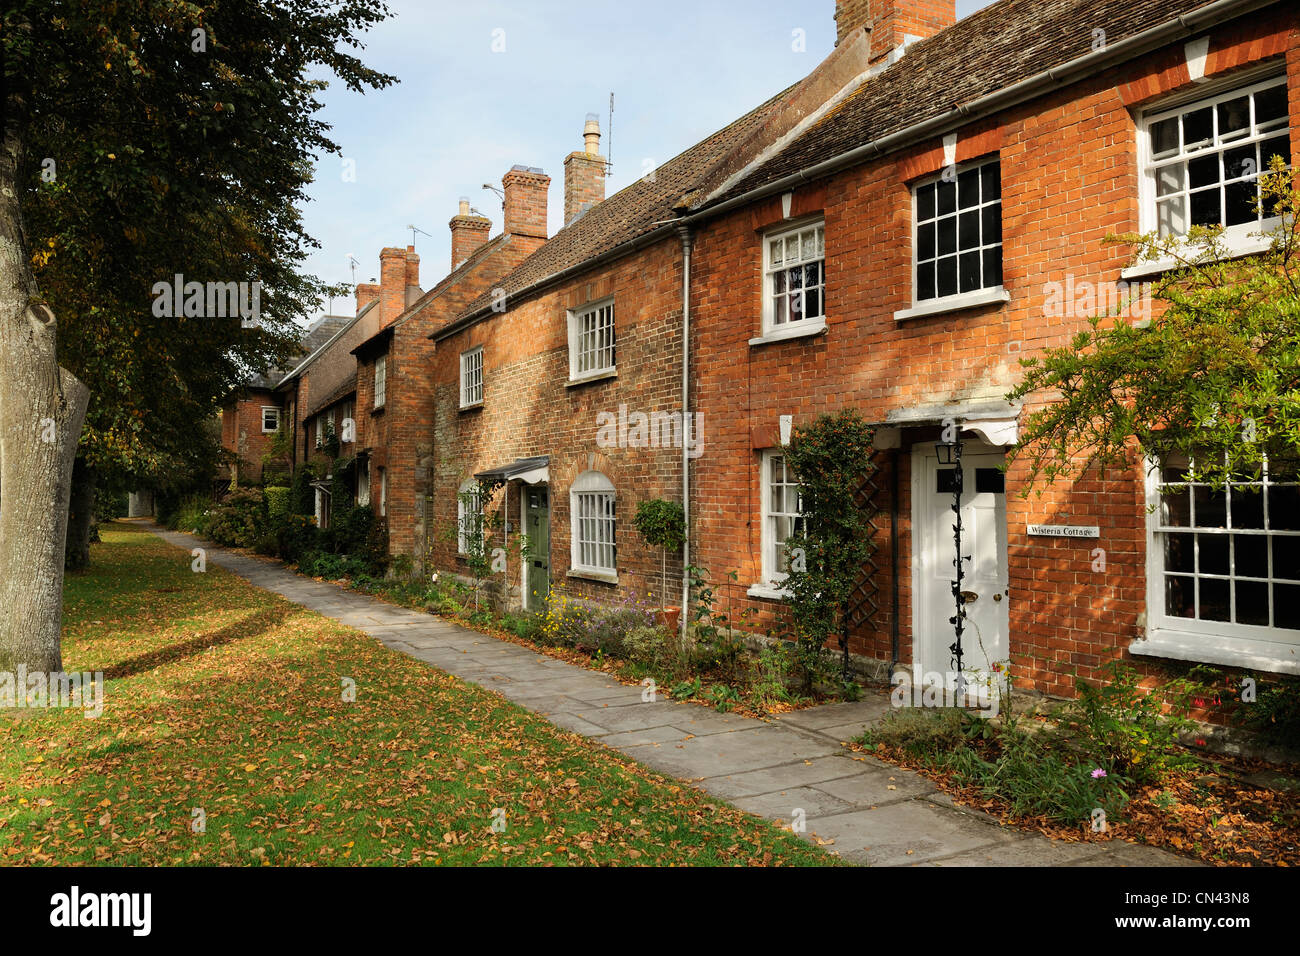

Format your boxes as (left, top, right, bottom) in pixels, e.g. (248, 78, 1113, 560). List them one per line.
(564, 115, 606, 225)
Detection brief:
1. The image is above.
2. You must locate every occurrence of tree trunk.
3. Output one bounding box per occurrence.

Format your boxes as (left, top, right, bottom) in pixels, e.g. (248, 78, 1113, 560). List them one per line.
(65, 457, 96, 571)
(0, 88, 91, 673)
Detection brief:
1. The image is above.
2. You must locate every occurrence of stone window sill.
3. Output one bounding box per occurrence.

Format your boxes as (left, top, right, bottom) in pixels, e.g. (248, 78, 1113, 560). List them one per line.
(566, 369, 617, 389)
(746, 583, 792, 601)
(1130, 630, 1299, 676)
(894, 286, 1010, 322)
(749, 320, 827, 347)
(568, 568, 618, 585)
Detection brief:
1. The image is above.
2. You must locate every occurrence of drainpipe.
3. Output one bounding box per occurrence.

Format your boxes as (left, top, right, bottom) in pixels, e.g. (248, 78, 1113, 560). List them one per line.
(677, 225, 693, 638)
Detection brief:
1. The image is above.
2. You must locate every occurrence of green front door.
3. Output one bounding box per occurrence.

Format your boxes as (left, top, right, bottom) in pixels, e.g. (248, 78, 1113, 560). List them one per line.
(525, 486, 550, 610)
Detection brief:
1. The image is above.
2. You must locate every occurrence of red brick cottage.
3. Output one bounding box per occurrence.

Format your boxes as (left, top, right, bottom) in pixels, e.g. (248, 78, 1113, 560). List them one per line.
(425, 0, 1299, 696)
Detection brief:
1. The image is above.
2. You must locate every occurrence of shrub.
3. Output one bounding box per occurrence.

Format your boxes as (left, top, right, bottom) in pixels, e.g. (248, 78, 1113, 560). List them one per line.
(623, 625, 669, 669)
(204, 488, 267, 547)
(298, 551, 371, 580)
(746, 641, 798, 712)
(264, 486, 292, 523)
(169, 494, 213, 535)
(1065, 660, 1204, 786)
(276, 514, 319, 563)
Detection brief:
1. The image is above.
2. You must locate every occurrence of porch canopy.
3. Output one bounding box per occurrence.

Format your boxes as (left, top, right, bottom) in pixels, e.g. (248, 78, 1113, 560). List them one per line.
(474, 456, 550, 486)
(883, 399, 1021, 446)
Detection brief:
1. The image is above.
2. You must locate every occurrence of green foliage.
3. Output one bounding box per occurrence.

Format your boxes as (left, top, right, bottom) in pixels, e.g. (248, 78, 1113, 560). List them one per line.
(685, 565, 750, 676)
(632, 498, 685, 551)
(1064, 660, 1205, 787)
(708, 684, 741, 713)
(94, 487, 128, 521)
(204, 488, 268, 549)
(290, 464, 317, 516)
(633, 498, 685, 608)
(167, 494, 213, 535)
(274, 515, 320, 564)
(780, 410, 877, 686)
(1010, 162, 1300, 490)
(745, 642, 799, 713)
(298, 551, 373, 580)
(264, 486, 291, 522)
(623, 625, 670, 670)
(1230, 674, 1300, 746)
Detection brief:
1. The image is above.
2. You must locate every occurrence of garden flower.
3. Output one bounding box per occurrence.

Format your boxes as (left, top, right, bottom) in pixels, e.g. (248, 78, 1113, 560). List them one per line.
(1090, 768, 1107, 779)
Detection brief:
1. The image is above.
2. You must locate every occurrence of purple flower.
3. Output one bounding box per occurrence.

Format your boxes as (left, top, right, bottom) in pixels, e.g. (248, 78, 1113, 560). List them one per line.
(1090, 768, 1107, 779)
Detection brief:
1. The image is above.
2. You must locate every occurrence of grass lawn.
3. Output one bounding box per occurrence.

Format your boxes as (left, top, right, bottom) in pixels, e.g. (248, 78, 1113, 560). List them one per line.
(0, 522, 836, 867)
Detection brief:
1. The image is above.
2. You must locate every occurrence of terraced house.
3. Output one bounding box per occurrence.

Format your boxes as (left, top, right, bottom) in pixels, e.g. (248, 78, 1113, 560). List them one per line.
(223, 0, 1299, 698)
(428, 0, 1300, 696)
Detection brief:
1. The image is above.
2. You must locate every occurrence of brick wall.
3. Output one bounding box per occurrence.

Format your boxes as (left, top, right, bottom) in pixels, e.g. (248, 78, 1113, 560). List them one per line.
(429, 238, 688, 611)
(690, 11, 1299, 695)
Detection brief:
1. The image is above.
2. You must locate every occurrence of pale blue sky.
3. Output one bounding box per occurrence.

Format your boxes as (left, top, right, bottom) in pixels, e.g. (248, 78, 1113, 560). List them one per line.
(304, 0, 996, 319)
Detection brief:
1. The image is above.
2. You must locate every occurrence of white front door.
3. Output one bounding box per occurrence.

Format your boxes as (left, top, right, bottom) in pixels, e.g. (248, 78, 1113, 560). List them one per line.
(914, 443, 1009, 681)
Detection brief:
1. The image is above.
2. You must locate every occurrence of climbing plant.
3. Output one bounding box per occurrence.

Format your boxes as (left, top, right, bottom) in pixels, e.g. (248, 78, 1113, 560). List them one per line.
(781, 410, 877, 687)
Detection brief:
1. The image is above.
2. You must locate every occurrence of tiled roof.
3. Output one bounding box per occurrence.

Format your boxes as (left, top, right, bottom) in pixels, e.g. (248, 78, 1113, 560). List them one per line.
(710, 0, 1229, 203)
(245, 314, 350, 389)
(304, 373, 357, 420)
(454, 85, 796, 320)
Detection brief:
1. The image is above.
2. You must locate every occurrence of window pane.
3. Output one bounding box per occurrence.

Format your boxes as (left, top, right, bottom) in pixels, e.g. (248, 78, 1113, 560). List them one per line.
(788, 265, 803, 290)
(959, 209, 980, 248)
(1261, 134, 1291, 171)
(1157, 164, 1185, 197)
(936, 178, 956, 216)
(1235, 580, 1269, 625)
(1188, 154, 1220, 189)
(958, 167, 980, 209)
(1200, 577, 1230, 621)
(917, 222, 936, 261)
(980, 162, 1000, 202)
(1151, 117, 1180, 159)
(1232, 487, 1265, 528)
(1183, 107, 1213, 150)
(1161, 487, 1191, 525)
(1217, 95, 1250, 141)
(1273, 537, 1300, 580)
(982, 247, 1002, 287)
(1164, 532, 1195, 573)
(1234, 534, 1268, 578)
(1270, 485, 1300, 530)
(1190, 188, 1222, 228)
(937, 216, 957, 256)
(1275, 584, 1300, 630)
(918, 261, 936, 301)
(1158, 195, 1187, 237)
(804, 286, 821, 320)
(981, 204, 1001, 245)
(937, 256, 958, 298)
(1225, 179, 1258, 226)
(1165, 575, 1195, 618)
(959, 250, 981, 293)
(1255, 84, 1289, 129)
(770, 239, 783, 266)
(917, 182, 936, 221)
(1199, 533, 1229, 574)
(1224, 143, 1256, 180)
(772, 293, 787, 325)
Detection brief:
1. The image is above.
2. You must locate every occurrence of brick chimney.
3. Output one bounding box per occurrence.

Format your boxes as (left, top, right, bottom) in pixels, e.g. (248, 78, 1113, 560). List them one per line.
(449, 197, 492, 270)
(564, 114, 607, 225)
(378, 246, 415, 326)
(836, 0, 955, 60)
(502, 165, 550, 241)
(356, 281, 380, 313)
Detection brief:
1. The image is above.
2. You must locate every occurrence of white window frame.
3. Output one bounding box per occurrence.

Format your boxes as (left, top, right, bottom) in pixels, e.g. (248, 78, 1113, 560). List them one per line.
(568, 297, 616, 381)
(460, 346, 483, 408)
(457, 479, 485, 555)
(314, 415, 323, 448)
(378, 467, 387, 517)
(758, 449, 805, 591)
(356, 459, 370, 507)
(1140, 454, 1300, 674)
(373, 355, 387, 410)
(909, 156, 1004, 310)
(260, 406, 280, 433)
(761, 218, 826, 338)
(1138, 72, 1290, 258)
(570, 470, 616, 577)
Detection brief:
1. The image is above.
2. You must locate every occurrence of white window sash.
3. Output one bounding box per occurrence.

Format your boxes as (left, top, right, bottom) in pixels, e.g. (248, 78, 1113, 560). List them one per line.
(762, 220, 826, 336)
(910, 156, 1003, 307)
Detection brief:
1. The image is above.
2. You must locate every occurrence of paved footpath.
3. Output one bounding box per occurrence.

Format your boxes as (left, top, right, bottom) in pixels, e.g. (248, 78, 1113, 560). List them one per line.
(150, 524, 1195, 867)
